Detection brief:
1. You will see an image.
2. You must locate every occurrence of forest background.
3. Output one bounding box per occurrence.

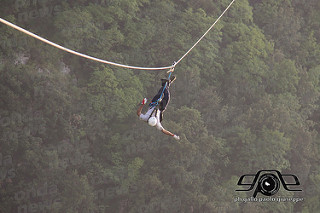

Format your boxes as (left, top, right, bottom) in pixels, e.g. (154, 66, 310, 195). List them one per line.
(1, 0, 320, 212)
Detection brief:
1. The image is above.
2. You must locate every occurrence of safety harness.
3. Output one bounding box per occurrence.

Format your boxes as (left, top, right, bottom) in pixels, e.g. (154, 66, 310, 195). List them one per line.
(147, 65, 175, 122)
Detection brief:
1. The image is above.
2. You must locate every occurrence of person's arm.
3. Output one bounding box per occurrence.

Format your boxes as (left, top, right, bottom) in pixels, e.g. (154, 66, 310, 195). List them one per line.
(137, 98, 147, 116)
(155, 109, 179, 140)
(137, 104, 144, 116)
(161, 128, 180, 140)
(161, 128, 173, 136)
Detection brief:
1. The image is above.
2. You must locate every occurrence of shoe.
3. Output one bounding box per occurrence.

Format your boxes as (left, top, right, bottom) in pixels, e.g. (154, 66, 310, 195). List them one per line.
(169, 75, 176, 84)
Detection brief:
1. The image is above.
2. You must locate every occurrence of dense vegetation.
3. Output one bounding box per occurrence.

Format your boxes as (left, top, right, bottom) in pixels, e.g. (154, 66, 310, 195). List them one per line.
(1, 0, 320, 212)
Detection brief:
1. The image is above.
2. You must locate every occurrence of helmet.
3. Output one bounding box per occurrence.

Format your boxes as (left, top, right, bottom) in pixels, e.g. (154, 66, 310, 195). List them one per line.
(148, 116, 157, 127)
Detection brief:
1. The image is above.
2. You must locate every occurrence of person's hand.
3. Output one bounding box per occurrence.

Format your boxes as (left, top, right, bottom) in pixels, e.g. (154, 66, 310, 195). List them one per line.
(173, 135, 180, 140)
(141, 98, 147, 105)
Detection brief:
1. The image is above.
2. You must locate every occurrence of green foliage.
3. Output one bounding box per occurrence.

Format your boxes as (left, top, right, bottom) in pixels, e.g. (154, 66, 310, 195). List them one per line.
(266, 59, 299, 94)
(87, 66, 142, 121)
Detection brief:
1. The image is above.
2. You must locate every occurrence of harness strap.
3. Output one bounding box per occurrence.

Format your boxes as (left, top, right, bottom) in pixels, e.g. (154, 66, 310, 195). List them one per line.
(147, 107, 158, 122)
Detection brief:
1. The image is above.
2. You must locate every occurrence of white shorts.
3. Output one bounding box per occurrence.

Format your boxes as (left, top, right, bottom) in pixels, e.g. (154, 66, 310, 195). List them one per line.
(139, 107, 164, 131)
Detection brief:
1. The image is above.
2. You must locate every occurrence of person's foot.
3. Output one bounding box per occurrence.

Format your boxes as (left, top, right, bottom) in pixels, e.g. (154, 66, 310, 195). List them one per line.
(169, 75, 176, 84)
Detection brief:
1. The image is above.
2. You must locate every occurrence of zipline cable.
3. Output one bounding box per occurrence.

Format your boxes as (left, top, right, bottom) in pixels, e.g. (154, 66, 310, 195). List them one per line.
(0, 18, 174, 70)
(0, 0, 235, 70)
(174, 0, 236, 65)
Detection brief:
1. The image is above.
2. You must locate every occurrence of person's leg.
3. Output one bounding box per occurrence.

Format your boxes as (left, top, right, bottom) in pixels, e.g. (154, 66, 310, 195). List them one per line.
(161, 75, 176, 86)
(151, 88, 163, 103)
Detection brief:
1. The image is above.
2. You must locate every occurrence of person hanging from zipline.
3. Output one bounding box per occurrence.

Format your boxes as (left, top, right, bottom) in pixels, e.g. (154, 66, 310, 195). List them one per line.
(137, 68, 180, 140)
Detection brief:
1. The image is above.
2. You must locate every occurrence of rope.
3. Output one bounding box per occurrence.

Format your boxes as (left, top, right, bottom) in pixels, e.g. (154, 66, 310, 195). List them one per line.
(0, 0, 235, 70)
(0, 18, 174, 70)
(174, 0, 236, 65)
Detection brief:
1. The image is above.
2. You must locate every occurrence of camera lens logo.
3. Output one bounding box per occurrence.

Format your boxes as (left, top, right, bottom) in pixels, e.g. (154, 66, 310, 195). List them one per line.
(257, 174, 280, 196)
(236, 170, 301, 198)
